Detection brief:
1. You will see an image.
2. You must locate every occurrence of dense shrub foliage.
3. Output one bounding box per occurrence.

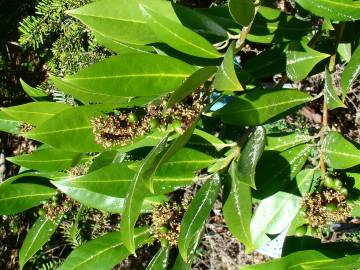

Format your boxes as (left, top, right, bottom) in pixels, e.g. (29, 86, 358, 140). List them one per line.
(1, 0, 360, 269)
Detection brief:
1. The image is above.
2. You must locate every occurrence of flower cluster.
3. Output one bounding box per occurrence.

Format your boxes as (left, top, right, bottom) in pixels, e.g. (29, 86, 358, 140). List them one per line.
(91, 92, 207, 148)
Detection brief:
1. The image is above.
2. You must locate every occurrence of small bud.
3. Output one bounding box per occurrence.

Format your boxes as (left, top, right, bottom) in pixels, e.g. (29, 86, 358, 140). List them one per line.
(38, 208, 46, 216)
(128, 112, 138, 124)
(150, 118, 160, 129)
(340, 187, 348, 197)
(295, 225, 307, 237)
(324, 176, 335, 188)
(159, 225, 169, 234)
(333, 179, 342, 190)
(160, 238, 169, 247)
(325, 203, 337, 212)
(171, 119, 182, 133)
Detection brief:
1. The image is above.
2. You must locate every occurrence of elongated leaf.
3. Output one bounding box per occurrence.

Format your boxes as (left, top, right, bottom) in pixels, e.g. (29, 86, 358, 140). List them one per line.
(233, 126, 265, 188)
(228, 0, 255, 26)
(178, 176, 221, 262)
(214, 42, 243, 91)
(60, 228, 151, 270)
(0, 111, 21, 134)
(146, 246, 170, 270)
(2, 102, 71, 126)
(324, 66, 346, 110)
(223, 162, 253, 252)
(250, 169, 314, 248)
(265, 133, 312, 152)
(191, 129, 232, 151)
(20, 79, 48, 101)
(140, 4, 221, 59)
(286, 41, 330, 81)
(342, 44, 360, 100)
(0, 183, 56, 215)
(19, 216, 59, 269)
(254, 144, 313, 199)
(167, 66, 216, 108)
(52, 54, 196, 103)
(214, 89, 312, 126)
(295, 0, 360, 21)
(25, 105, 119, 152)
(7, 148, 87, 172)
(323, 131, 360, 169)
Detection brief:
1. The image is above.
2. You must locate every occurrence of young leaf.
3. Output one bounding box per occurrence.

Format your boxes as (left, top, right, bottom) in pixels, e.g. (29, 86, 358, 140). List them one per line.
(0, 183, 56, 215)
(167, 66, 216, 108)
(178, 176, 221, 262)
(265, 133, 312, 152)
(214, 88, 312, 126)
(60, 227, 151, 270)
(324, 66, 346, 110)
(323, 131, 360, 169)
(232, 126, 265, 188)
(19, 216, 60, 270)
(341, 44, 360, 100)
(146, 246, 170, 270)
(228, 0, 255, 26)
(7, 148, 86, 172)
(214, 42, 243, 91)
(139, 4, 221, 59)
(286, 41, 330, 81)
(295, 0, 360, 22)
(250, 169, 314, 248)
(20, 79, 48, 101)
(52, 54, 196, 103)
(223, 162, 254, 252)
(2, 102, 71, 126)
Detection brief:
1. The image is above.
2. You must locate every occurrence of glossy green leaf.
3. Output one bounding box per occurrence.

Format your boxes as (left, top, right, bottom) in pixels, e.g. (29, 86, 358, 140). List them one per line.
(265, 133, 312, 152)
(191, 129, 233, 152)
(214, 89, 312, 126)
(324, 66, 346, 110)
(52, 54, 196, 103)
(167, 66, 216, 108)
(0, 183, 56, 215)
(214, 42, 243, 91)
(323, 131, 360, 169)
(0, 111, 21, 134)
(228, 0, 255, 26)
(140, 4, 221, 59)
(286, 41, 330, 81)
(60, 227, 151, 270)
(25, 105, 119, 152)
(178, 176, 221, 262)
(223, 162, 253, 252)
(254, 144, 313, 199)
(251, 169, 314, 248)
(342, 44, 360, 100)
(19, 216, 59, 269)
(295, 0, 360, 21)
(20, 79, 48, 101)
(146, 246, 170, 270)
(7, 148, 87, 172)
(233, 126, 265, 188)
(338, 43, 351, 62)
(2, 102, 71, 126)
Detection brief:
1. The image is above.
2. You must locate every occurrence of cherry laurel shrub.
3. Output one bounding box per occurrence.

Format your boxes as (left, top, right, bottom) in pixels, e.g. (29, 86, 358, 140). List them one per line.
(1, 0, 360, 269)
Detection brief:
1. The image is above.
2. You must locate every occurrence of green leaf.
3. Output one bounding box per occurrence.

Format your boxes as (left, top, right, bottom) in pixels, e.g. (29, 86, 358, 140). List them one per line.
(214, 42, 243, 91)
(146, 246, 170, 270)
(254, 144, 313, 199)
(265, 133, 312, 152)
(167, 66, 216, 108)
(178, 176, 221, 262)
(25, 105, 119, 152)
(20, 79, 48, 101)
(51, 54, 196, 103)
(286, 41, 330, 81)
(223, 162, 253, 252)
(2, 102, 71, 126)
(60, 227, 151, 270)
(228, 0, 255, 26)
(0, 111, 21, 134)
(232, 126, 265, 188)
(323, 131, 360, 169)
(0, 183, 56, 215)
(342, 44, 360, 100)
(325, 66, 346, 110)
(140, 4, 221, 59)
(295, 0, 360, 21)
(250, 169, 314, 248)
(214, 89, 312, 126)
(7, 148, 87, 172)
(243, 251, 360, 270)
(19, 216, 59, 269)
(191, 129, 232, 151)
